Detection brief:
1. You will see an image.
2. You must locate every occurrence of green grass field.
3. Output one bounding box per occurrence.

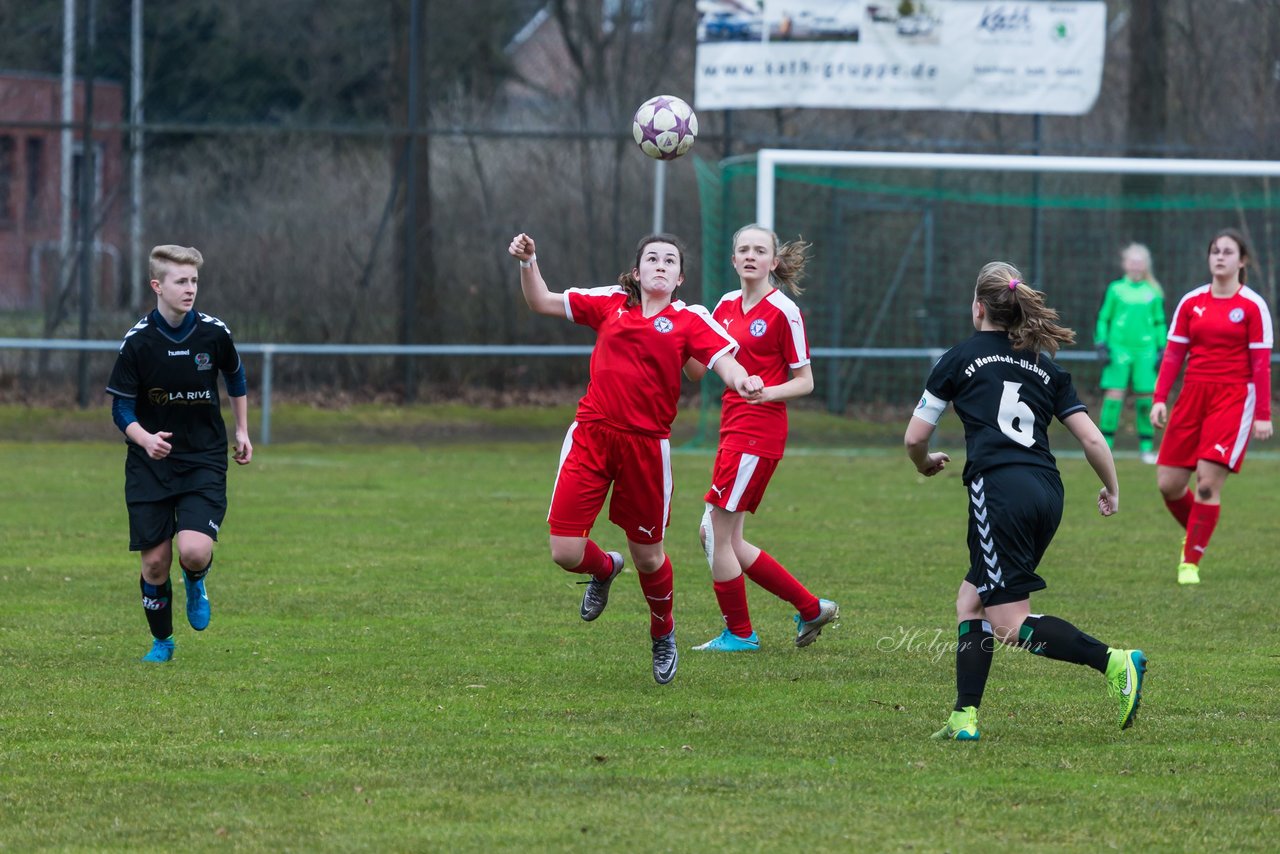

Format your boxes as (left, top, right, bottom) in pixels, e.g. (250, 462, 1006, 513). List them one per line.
(2, 414, 1278, 850)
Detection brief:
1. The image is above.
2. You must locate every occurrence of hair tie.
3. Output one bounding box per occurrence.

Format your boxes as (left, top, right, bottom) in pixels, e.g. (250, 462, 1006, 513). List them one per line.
(1008, 278, 1021, 290)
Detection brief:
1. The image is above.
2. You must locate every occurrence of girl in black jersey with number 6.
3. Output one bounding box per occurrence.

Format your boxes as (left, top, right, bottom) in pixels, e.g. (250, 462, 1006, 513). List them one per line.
(904, 262, 1146, 740)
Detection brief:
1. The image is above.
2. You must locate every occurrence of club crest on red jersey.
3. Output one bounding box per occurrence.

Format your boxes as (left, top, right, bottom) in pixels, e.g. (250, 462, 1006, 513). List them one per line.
(653, 317, 674, 333)
(749, 319, 768, 337)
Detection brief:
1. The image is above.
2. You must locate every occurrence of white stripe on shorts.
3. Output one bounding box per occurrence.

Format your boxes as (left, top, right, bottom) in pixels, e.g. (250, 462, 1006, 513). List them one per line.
(724, 453, 760, 513)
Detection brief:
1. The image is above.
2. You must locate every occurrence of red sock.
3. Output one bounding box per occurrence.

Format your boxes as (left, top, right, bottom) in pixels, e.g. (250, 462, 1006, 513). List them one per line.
(1184, 502, 1220, 565)
(744, 551, 820, 621)
(638, 556, 674, 638)
(712, 575, 753, 638)
(1164, 489, 1194, 529)
(570, 540, 614, 580)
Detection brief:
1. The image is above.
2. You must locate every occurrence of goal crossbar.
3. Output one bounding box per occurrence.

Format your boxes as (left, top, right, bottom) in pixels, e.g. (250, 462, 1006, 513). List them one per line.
(755, 149, 1280, 228)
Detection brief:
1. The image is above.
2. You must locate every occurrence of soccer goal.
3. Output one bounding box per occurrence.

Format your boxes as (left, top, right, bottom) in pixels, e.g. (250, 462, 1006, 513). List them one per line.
(694, 149, 1280, 419)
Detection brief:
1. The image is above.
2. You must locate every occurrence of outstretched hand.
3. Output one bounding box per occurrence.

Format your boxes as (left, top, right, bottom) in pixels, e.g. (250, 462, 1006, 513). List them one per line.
(508, 233, 536, 262)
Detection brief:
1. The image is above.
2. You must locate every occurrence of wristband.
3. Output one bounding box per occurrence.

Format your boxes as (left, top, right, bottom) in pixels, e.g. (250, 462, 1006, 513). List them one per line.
(519, 254, 536, 269)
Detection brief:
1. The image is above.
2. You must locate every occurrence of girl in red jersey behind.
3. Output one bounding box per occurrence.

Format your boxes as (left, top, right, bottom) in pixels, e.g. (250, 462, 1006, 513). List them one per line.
(508, 231, 763, 684)
(685, 224, 838, 652)
(1150, 228, 1274, 585)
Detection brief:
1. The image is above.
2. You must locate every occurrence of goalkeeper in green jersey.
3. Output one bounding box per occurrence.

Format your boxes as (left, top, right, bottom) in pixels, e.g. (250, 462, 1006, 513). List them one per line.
(1094, 243, 1167, 463)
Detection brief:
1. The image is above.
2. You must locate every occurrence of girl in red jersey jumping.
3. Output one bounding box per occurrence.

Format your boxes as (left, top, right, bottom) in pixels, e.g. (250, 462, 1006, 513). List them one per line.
(685, 224, 838, 652)
(1150, 228, 1274, 585)
(508, 232, 763, 684)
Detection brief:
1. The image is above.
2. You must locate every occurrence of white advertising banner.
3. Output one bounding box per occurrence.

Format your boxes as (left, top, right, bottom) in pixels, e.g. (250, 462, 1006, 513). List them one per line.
(695, 1, 1107, 115)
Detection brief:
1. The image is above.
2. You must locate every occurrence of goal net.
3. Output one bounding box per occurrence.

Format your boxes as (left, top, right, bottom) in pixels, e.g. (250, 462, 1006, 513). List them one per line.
(694, 149, 1280, 433)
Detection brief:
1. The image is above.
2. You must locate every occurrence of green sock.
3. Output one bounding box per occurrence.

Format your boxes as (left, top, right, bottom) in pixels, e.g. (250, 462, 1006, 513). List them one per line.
(1134, 396, 1154, 451)
(1100, 397, 1122, 448)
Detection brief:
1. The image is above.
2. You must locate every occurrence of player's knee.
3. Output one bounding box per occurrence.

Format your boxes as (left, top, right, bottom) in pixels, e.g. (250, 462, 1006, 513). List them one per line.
(1195, 482, 1217, 502)
(549, 542, 585, 571)
(631, 552, 666, 573)
(179, 549, 212, 574)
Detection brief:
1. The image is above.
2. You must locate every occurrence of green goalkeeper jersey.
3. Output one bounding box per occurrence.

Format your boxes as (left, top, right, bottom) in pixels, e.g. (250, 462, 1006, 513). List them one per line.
(1094, 277, 1166, 350)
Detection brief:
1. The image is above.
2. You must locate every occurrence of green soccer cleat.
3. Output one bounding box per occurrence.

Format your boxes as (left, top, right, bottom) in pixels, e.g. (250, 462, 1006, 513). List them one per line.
(1106, 648, 1148, 729)
(141, 636, 175, 663)
(794, 599, 839, 648)
(1177, 562, 1200, 585)
(692, 628, 760, 652)
(931, 706, 980, 741)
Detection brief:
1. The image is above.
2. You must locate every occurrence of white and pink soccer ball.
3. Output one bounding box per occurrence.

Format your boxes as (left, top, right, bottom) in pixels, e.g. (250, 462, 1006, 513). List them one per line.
(632, 95, 698, 160)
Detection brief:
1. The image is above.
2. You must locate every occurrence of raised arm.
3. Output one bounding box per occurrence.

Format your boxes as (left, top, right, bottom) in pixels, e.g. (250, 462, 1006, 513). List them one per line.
(1062, 410, 1119, 516)
(508, 233, 565, 317)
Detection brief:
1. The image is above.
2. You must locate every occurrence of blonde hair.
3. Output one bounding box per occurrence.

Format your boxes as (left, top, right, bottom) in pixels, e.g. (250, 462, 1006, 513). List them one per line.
(975, 261, 1076, 356)
(732, 223, 810, 296)
(149, 244, 204, 283)
(1121, 242, 1163, 293)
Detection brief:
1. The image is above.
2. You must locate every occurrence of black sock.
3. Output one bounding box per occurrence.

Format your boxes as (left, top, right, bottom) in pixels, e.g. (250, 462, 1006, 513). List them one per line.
(183, 555, 212, 583)
(1017, 615, 1109, 673)
(955, 619, 994, 710)
(140, 576, 173, 641)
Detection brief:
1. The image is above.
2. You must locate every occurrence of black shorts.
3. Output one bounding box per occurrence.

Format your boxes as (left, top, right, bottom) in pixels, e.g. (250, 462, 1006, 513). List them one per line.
(963, 465, 1063, 606)
(124, 454, 227, 551)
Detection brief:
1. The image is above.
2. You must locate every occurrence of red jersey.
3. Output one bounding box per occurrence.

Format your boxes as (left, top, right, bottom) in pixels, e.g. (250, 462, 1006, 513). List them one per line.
(712, 288, 810, 458)
(565, 286, 737, 438)
(1156, 283, 1274, 420)
(1166, 284, 1273, 383)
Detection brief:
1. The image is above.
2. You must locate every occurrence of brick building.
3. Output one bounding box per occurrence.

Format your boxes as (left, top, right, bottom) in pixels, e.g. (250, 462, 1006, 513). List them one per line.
(0, 70, 124, 311)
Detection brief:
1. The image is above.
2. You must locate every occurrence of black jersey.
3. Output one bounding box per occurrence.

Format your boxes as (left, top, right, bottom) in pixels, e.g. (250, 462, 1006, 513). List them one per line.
(916, 331, 1087, 484)
(106, 309, 243, 469)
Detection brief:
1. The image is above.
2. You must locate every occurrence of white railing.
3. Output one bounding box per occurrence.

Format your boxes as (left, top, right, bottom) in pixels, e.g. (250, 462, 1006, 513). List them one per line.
(0, 338, 1219, 444)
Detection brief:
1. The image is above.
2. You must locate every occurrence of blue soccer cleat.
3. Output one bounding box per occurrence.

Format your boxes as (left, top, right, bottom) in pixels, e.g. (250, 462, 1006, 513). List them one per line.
(184, 573, 211, 631)
(692, 628, 761, 652)
(142, 636, 175, 663)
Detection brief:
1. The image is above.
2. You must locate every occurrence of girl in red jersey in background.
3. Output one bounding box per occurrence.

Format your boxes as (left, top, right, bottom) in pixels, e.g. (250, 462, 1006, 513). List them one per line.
(508, 232, 763, 684)
(686, 224, 838, 652)
(1150, 228, 1273, 585)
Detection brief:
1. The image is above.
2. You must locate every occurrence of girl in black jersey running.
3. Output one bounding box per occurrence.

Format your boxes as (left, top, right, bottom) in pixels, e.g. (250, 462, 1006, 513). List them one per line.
(904, 261, 1147, 740)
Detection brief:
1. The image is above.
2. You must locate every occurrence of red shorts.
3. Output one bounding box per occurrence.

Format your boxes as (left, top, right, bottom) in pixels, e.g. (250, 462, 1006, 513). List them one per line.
(1158, 381, 1255, 473)
(703, 448, 779, 514)
(547, 420, 671, 544)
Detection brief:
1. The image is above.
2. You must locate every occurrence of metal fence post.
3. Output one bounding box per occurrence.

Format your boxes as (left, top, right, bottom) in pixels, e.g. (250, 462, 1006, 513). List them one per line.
(260, 346, 274, 445)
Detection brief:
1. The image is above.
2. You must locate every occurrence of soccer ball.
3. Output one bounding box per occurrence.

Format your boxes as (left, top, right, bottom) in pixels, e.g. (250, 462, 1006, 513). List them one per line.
(632, 95, 698, 160)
